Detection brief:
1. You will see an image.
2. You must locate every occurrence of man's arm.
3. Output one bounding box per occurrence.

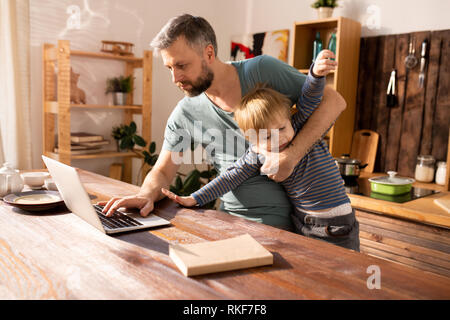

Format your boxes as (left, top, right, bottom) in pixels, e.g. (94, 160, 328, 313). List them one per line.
(261, 86, 346, 181)
(99, 149, 181, 217)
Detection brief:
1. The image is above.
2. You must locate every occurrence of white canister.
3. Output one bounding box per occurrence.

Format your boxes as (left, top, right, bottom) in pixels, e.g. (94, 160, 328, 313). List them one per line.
(415, 155, 435, 183)
(435, 161, 447, 185)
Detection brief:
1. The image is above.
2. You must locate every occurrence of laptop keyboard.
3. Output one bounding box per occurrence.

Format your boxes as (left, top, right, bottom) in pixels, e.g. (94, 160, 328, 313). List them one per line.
(93, 204, 142, 229)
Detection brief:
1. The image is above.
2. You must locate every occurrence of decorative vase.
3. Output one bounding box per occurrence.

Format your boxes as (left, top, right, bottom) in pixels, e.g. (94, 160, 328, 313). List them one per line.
(113, 92, 128, 105)
(317, 7, 333, 19)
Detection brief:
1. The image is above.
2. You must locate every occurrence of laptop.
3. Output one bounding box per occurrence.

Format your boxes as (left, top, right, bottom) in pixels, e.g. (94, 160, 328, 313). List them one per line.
(42, 155, 170, 234)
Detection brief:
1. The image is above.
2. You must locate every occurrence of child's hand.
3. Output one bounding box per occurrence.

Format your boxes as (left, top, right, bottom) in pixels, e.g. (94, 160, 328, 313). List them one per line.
(312, 49, 337, 77)
(161, 188, 198, 207)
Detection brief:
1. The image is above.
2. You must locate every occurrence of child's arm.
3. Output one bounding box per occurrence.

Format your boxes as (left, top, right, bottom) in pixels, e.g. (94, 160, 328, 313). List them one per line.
(162, 149, 261, 207)
(292, 50, 334, 128)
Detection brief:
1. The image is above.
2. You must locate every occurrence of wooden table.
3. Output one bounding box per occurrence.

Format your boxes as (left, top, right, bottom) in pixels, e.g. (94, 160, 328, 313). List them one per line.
(1, 169, 449, 299)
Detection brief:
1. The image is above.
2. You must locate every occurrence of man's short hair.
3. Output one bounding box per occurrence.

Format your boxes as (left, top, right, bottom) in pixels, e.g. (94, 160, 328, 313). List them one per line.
(150, 14, 218, 56)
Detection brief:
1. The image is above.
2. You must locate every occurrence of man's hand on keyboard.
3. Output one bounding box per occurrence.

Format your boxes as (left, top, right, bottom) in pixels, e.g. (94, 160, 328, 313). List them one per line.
(96, 195, 154, 218)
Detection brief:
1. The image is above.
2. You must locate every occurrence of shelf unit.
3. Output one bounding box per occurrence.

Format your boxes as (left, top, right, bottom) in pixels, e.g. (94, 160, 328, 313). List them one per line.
(290, 16, 361, 157)
(42, 40, 152, 183)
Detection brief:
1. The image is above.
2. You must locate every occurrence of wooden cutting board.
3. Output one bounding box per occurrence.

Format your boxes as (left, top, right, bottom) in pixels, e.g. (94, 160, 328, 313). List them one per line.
(350, 129, 379, 173)
(434, 196, 450, 213)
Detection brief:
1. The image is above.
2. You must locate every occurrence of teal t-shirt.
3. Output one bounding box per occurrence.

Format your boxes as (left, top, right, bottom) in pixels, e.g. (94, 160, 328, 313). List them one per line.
(162, 55, 306, 230)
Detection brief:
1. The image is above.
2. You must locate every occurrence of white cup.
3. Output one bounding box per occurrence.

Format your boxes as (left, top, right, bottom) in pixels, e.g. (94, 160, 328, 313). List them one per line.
(21, 172, 50, 189)
(44, 178, 58, 191)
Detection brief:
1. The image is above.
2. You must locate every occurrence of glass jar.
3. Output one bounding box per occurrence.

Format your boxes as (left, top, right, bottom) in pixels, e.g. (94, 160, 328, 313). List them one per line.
(435, 161, 447, 185)
(415, 155, 435, 183)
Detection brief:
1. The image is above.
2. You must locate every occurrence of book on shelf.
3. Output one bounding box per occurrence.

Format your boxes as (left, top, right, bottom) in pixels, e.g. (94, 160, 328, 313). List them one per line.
(54, 147, 103, 155)
(70, 144, 92, 151)
(70, 132, 104, 143)
(75, 140, 110, 147)
(169, 234, 273, 277)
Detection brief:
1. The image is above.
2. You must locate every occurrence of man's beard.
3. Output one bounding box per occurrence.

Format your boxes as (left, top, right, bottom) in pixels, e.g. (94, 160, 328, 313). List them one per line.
(180, 60, 214, 97)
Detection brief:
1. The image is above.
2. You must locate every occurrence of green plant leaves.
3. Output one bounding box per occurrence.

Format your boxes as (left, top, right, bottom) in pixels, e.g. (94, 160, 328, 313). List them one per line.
(133, 135, 146, 147)
(113, 121, 147, 151)
(311, 0, 338, 8)
(142, 150, 151, 163)
(128, 121, 137, 134)
(175, 175, 183, 190)
(149, 141, 156, 154)
(181, 170, 201, 195)
(168, 168, 218, 209)
(149, 154, 158, 166)
(105, 75, 133, 93)
(119, 136, 133, 150)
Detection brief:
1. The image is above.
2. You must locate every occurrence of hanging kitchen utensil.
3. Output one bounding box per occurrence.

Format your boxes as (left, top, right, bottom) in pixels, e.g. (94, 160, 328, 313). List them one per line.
(404, 36, 418, 69)
(386, 69, 397, 107)
(418, 39, 428, 88)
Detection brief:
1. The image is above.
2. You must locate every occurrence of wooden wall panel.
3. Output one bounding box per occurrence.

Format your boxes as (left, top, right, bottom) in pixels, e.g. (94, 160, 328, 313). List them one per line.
(355, 29, 450, 177)
(420, 32, 442, 156)
(384, 34, 408, 172)
(397, 31, 430, 177)
(355, 37, 379, 131)
(373, 35, 396, 173)
(432, 30, 450, 162)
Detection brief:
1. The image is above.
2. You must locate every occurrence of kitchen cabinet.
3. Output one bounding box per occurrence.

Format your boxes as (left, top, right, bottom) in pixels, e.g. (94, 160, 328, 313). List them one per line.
(290, 17, 361, 157)
(355, 209, 450, 278)
(42, 40, 152, 183)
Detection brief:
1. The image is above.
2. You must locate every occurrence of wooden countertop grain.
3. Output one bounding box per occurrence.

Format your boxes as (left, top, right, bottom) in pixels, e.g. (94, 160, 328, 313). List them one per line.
(0, 168, 449, 299)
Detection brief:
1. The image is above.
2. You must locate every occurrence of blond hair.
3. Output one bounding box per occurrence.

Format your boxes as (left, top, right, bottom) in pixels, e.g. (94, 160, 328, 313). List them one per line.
(234, 84, 291, 138)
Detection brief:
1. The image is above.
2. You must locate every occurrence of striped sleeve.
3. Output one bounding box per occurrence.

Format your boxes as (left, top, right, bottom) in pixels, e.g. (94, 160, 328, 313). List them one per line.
(283, 141, 350, 211)
(191, 149, 261, 206)
(292, 64, 325, 129)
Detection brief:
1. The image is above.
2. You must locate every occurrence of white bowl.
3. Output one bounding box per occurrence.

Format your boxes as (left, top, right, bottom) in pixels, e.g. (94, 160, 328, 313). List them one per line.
(21, 172, 50, 189)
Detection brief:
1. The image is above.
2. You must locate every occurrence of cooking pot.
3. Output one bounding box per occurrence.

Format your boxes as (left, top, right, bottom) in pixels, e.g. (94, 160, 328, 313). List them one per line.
(335, 154, 368, 181)
(368, 171, 415, 195)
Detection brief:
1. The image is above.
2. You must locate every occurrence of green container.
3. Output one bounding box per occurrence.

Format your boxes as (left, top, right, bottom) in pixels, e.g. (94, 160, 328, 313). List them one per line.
(369, 182, 412, 195)
(368, 171, 414, 196)
(370, 191, 412, 203)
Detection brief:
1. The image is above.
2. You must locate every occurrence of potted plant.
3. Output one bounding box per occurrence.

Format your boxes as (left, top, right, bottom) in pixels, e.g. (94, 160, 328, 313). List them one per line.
(111, 121, 157, 181)
(105, 75, 133, 105)
(112, 121, 146, 152)
(311, 0, 338, 19)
